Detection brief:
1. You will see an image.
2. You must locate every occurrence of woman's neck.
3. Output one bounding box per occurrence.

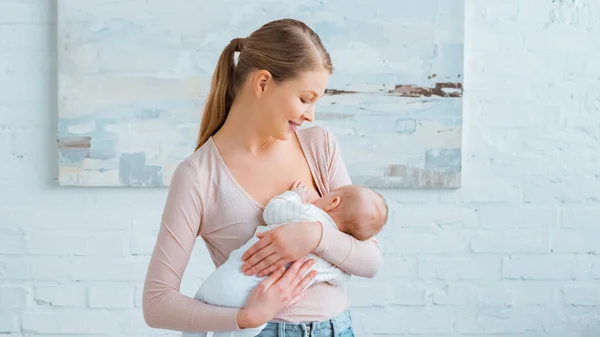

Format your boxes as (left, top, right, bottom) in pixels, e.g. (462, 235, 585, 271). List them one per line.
(212, 99, 276, 157)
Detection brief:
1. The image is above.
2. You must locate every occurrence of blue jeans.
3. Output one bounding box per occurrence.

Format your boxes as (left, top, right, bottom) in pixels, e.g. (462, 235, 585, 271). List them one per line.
(256, 310, 354, 337)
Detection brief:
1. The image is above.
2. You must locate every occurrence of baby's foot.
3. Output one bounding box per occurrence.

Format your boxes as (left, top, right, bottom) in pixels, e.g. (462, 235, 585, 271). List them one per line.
(291, 181, 310, 203)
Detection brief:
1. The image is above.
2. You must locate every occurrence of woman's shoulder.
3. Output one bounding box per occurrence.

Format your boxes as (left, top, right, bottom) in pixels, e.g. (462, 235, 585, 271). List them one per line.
(297, 125, 350, 192)
(169, 139, 217, 185)
(296, 125, 341, 173)
(297, 125, 336, 152)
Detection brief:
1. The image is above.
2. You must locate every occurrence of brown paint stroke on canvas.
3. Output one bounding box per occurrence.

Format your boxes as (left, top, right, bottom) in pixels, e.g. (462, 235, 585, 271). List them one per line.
(324, 89, 359, 95)
(57, 136, 92, 149)
(389, 83, 463, 98)
(324, 83, 462, 97)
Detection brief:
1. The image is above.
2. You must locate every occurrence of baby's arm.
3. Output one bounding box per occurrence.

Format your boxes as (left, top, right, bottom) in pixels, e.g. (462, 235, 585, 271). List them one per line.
(262, 184, 311, 226)
(290, 181, 311, 203)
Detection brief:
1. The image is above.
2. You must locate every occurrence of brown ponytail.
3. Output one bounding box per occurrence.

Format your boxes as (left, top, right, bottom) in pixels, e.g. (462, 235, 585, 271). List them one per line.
(195, 38, 240, 150)
(194, 19, 333, 151)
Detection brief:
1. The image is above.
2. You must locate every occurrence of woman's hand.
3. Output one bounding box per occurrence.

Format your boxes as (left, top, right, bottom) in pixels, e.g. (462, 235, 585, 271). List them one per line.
(241, 222, 322, 277)
(237, 258, 317, 328)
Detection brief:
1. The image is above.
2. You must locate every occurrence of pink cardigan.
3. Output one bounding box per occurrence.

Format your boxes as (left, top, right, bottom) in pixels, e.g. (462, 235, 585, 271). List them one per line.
(142, 126, 382, 332)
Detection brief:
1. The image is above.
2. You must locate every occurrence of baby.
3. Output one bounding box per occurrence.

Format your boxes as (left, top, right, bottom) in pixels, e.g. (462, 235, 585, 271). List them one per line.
(182, 181, 388, 337)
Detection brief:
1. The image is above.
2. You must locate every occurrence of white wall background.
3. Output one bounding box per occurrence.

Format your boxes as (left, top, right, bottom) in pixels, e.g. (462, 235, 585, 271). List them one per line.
(1, 0, 600, 336)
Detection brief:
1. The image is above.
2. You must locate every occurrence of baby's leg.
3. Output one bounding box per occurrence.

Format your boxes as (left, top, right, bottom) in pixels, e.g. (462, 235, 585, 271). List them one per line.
(182, 254, 267, 337)
(198, 256, 264, 308)
(197, 266, 266, 337)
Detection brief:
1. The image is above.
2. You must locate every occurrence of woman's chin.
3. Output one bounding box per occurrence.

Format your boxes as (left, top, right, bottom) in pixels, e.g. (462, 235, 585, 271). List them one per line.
(277, 132, 292, 141)
(274, 128, 295, 141)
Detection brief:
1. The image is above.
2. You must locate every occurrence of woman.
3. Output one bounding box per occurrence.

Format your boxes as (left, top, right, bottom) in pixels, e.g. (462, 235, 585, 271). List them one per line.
(142, 18, 383, 337)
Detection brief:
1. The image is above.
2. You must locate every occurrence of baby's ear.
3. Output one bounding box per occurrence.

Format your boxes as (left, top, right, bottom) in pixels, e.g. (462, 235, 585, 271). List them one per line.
(326, 196, 341, 211)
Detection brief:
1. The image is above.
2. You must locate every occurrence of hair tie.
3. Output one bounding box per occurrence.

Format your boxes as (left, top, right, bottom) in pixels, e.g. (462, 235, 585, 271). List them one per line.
(231, 37, 246, 52)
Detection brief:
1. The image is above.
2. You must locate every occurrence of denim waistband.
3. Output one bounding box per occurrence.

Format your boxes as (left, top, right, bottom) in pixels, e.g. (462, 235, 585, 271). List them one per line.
(262, 309, 352, 337)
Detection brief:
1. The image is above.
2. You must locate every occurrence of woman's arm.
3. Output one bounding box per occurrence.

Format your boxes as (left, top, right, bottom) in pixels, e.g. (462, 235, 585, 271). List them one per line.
(143, 160, 317, 331)
(142, 161, 240, 332)
(311, 128, 383, 278)
(312, 222, 382, 278)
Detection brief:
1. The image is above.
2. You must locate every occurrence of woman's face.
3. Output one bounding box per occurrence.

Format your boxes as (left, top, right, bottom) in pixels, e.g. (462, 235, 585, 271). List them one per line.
(258, 69, 330, 140)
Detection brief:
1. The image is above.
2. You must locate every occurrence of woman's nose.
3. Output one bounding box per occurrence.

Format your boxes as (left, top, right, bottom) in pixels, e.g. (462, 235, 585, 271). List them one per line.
(302, 107, 315, 122)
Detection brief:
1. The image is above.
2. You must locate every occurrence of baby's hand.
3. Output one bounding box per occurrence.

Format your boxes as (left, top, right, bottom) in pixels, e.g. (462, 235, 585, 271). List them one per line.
(291, 181, 310, 203)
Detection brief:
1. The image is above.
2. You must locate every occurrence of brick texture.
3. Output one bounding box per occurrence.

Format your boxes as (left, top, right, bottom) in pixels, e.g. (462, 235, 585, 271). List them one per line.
(1, 0, 599, 336)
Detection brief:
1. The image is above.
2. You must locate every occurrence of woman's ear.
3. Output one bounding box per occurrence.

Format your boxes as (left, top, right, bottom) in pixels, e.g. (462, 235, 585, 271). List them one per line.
(325, 196, 341, 211)
(252, 70, 272, 97)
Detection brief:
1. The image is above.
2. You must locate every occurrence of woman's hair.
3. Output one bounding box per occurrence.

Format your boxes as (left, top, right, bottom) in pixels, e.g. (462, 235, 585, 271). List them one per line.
(194, 18, 333, 151)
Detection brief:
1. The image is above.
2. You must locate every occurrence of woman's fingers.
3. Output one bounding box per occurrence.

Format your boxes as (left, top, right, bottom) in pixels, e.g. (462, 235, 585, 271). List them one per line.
(257, 265, 286, 292)
(281, 258, 315, 288)
(242, 235, 272, 261)
(242, 242, 275, 273)
(251, 253, 282, 277)
(276, 258, 305, 285)
(287, 291, 308, 307)
(291, 259, 311, 285)
(293, 270, 317, 296)
(290, 260, 316, 289)
(256, 257, 288, 277)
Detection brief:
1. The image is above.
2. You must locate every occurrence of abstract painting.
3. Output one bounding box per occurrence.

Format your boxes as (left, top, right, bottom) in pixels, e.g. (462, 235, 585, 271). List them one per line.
(57, 0, 463, 188)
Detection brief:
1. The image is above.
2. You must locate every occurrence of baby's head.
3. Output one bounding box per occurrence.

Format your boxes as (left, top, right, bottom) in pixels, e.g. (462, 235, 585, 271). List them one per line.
(312, 185, 388, 241)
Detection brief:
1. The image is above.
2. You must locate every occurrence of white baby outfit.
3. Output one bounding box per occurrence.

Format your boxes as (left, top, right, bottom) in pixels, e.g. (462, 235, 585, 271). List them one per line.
(182, 191, 350, 337)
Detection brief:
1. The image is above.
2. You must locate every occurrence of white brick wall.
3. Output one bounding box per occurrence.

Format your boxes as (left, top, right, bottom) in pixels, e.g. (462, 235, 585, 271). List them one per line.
(1, 0, 599, 336)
